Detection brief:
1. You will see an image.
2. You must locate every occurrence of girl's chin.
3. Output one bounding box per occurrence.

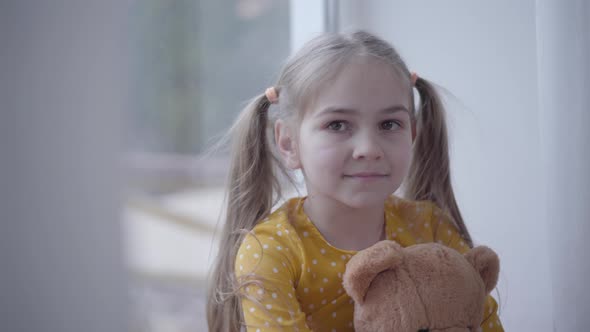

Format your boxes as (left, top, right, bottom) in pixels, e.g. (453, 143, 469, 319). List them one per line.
(337, 192, 392, 209)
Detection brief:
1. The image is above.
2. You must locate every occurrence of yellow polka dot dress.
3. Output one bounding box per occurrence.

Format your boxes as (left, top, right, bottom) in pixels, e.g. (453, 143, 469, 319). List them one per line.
(235, 196, 504, 331)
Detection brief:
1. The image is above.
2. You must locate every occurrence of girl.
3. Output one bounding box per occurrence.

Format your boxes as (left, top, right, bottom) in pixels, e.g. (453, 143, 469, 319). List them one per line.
(207, 30, 503, 332)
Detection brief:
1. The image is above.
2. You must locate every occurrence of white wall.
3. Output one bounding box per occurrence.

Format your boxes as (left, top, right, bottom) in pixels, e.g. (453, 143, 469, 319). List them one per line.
(290, 0, 326, 52)
(536, 0, 590, 329)
(0, 2, 129, 331)
(340, 1, 553, 330)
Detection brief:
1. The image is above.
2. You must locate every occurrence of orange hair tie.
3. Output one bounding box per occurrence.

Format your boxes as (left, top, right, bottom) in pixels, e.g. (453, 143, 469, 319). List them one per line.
(410, 72, 418, 86)
(265, 87, 278, 104)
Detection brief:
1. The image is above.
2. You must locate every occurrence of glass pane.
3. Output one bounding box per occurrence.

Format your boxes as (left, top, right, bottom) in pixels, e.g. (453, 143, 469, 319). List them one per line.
(125, 1, 290, 330)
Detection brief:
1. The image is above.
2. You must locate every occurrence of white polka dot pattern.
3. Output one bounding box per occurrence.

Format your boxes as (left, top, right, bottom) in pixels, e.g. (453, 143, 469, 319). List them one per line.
(234, 196, 504, 332)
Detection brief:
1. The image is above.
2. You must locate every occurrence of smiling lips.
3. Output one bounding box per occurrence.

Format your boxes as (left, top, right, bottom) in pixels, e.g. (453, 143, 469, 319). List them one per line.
(344, 172, 389, 178)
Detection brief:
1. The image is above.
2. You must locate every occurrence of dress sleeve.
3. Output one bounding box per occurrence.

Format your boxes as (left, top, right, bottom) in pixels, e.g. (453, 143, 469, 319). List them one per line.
(479, 295, 505, 332)
(235, 228, 312, 332)
(429, 203, 505, 332)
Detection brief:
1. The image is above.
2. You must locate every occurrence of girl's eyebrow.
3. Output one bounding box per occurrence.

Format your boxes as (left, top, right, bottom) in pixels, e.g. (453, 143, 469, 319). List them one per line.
(315, 105, 410, 117)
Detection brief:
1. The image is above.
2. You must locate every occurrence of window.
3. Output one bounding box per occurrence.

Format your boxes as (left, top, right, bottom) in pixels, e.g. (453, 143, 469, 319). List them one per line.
(125, 1, 291, 330)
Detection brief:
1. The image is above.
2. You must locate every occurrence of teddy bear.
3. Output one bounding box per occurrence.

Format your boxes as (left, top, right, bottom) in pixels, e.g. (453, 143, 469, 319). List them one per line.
(342, 240, 499, 332)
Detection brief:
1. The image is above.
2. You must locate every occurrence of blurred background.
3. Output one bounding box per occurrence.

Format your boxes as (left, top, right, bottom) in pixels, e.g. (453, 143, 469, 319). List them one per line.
(124, 1, 289, 330)
(1, 1, 589, 331)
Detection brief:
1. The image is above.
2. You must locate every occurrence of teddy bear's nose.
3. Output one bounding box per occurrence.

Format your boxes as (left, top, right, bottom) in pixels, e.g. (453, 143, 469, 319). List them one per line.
(418, 330, 429, 332)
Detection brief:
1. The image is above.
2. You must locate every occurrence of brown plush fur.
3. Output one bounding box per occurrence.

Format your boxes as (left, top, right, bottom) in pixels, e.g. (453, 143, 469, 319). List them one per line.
(342, 241, 499, 332)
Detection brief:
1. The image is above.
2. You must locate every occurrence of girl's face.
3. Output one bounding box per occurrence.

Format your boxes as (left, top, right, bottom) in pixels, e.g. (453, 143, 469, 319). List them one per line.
(293, 57, 414, 208)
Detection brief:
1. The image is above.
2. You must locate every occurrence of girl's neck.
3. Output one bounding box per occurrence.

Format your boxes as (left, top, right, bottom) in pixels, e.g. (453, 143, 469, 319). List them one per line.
(302, 194, 386, 252)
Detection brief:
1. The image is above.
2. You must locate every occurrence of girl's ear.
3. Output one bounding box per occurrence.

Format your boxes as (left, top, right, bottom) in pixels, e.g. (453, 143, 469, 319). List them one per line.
(411, 119, 417, 141)
(342, 240, 404, 305)
(275, 119, 302, 169)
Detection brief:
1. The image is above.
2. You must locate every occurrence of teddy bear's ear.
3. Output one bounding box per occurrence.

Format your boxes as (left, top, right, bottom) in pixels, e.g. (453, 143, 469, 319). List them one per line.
(465, 246, 500, 294)
(342, 240, 404, 305)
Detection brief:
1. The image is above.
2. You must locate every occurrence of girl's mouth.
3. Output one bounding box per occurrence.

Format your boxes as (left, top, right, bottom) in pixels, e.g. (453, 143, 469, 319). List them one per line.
(344, 172, 389, 178)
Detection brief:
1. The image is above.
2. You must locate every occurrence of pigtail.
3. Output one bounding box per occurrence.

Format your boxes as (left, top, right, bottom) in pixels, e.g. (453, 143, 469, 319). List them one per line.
(207, 92, 284, 332)
(406, 77, 474, 248)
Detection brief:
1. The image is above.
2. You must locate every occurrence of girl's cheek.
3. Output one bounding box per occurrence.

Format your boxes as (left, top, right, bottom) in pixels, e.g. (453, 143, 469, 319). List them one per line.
(310, 146, 341, 161)
(322, 130, 351, 143)
(301, 128, 346, 152)
(393, 149, 412, 172)
(301, 144, 343, 169)
(389, 143, 411, 157)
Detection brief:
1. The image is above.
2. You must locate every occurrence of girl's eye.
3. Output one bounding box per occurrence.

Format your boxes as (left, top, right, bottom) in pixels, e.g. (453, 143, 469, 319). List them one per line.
(381, 120, 401, 130)
(327, 121, 348, 131)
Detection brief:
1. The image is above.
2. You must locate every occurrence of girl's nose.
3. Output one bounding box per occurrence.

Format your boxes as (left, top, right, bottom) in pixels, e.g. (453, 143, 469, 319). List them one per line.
(352, 133, 384, 160)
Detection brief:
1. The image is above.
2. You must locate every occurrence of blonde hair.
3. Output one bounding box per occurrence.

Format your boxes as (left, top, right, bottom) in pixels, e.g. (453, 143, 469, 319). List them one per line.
(206, 30, 473, 332)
